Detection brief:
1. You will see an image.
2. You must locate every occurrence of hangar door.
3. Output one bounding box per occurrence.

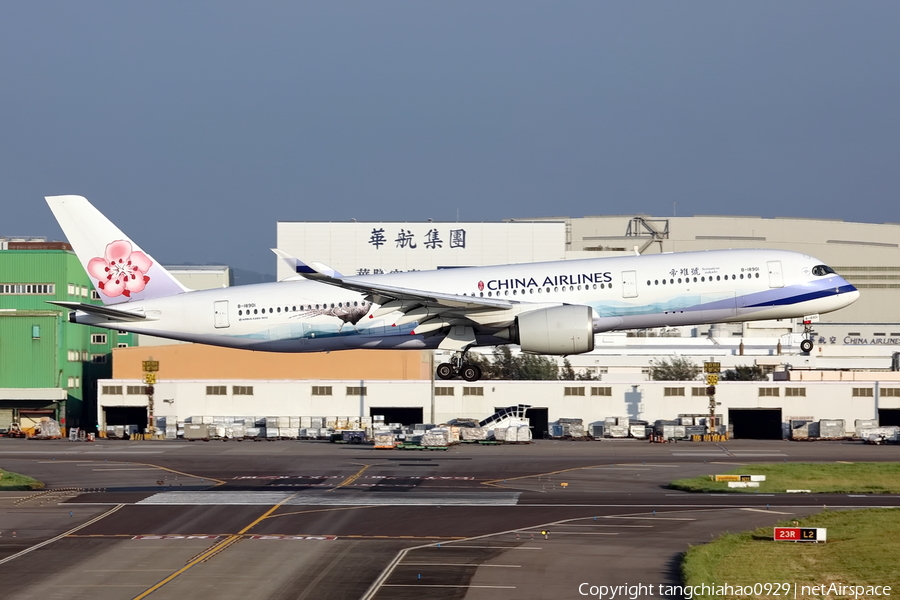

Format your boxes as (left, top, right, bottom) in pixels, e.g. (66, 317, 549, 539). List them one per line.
(0, 408, 13, 431)
(878, 408, 900, 427)
(104, 407, 148, 432)
(729, 408, 782, 440)
(370, 407, 423, 426)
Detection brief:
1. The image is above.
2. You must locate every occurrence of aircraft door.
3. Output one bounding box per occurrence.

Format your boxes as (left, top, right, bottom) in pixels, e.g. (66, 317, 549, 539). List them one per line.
(621, 270, 638, 298)
(214, 300, 230, 328)
(767, 261, 784, 288)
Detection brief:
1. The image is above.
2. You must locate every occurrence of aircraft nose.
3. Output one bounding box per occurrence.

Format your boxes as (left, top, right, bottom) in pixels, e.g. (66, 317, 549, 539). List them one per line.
(841, 285, 860, 306)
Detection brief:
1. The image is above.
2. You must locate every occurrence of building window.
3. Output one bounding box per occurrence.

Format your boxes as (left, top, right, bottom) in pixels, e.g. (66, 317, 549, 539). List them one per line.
(117, 343, 129, 348)
(102, 385, 123, 395)
(882, 388, 900, 397)
(435, 387, 455, 396)
(463, 387, 484, 396)
(759, 388, 780, 397)
(691, 387, 707, 396)
(67, 376, 81, 388)
(91, 333, 107, 344)
(91, 290, 101, 300)
(91, 354, 108, 364)
(564, 387, 585, 396)
(785, 388, 806, 397)
(663, 387, 685, 396)
(233, 386, 254, 395)
(312, 386, 332, 396)
(127, 385, 149, 395)
(591, 387, 612, 396)
(0, 283, 55, 295)
(852, 388, 874, 397)
(205, 386, 227, 395)
(67, 350, 80, 362)
(346, 386, 367, 396)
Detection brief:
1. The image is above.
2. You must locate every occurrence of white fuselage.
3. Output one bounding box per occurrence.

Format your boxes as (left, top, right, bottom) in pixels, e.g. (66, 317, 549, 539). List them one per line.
(74, 249, 858, 353)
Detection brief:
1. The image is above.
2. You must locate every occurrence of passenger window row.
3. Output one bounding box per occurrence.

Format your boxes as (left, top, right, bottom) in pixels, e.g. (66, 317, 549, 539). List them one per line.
(238, 301, 370, 316)
(647, 273, 760, 286)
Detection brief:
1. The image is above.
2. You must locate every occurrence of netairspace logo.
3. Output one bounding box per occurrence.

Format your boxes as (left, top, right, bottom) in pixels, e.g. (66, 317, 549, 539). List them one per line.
(578, 583, 892, 599)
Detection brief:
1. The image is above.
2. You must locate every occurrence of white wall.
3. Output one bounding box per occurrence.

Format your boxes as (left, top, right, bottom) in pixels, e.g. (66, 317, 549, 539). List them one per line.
(276, 222, 566, 279)
(98, 378, 900, 428)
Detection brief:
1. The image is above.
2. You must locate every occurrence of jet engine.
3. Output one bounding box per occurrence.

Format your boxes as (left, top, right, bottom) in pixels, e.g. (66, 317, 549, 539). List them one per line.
(509, 305, 594, 355)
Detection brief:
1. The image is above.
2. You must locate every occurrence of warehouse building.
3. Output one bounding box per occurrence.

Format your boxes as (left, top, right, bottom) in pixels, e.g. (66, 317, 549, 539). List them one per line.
(0, 239, 133, 431)
(97, 375, 900, 440)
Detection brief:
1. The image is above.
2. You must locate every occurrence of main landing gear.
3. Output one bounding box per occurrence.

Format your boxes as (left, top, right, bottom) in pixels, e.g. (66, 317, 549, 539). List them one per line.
(436, 352, 482, 382)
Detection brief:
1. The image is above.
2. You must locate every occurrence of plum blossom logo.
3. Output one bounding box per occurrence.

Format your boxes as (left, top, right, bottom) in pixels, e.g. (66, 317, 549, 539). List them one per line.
(477, 281, 484, 291)
(87, 240, 152, 298)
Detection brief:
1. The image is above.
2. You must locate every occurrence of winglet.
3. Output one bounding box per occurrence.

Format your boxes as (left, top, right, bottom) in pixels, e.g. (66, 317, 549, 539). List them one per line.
(271, 249, 344, 280)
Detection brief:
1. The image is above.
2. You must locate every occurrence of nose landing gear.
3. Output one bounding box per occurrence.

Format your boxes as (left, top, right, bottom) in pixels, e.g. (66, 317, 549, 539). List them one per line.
(436, 351, 482, 382)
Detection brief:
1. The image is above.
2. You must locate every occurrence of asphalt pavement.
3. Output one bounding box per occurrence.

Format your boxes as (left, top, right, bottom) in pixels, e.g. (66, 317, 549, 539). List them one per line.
(0, 438, 897, 599)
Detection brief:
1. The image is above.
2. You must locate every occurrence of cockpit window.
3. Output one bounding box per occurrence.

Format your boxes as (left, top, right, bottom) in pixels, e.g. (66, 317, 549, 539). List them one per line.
(812, 265, 836, 276)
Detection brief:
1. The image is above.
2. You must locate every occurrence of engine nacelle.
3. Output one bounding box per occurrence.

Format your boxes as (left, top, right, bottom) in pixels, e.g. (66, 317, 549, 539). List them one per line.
(513, 305, 594, 355)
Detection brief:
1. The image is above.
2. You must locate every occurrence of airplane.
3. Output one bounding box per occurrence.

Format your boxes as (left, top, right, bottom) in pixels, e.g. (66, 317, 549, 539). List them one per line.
(46, 195, 859, 382)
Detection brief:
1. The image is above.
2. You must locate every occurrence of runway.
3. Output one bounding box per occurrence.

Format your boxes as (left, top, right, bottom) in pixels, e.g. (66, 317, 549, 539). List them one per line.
(0, 438, 897, 599)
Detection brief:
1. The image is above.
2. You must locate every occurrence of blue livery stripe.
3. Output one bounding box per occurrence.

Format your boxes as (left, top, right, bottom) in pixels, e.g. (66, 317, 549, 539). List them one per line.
(745, 284, 857, 308)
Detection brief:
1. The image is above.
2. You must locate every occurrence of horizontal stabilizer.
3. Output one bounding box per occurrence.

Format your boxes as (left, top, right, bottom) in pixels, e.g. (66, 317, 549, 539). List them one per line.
(48, 301, 148, 322)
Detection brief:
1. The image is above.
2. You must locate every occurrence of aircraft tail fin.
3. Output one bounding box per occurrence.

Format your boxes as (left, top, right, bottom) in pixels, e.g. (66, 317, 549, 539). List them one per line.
(46, 195, 189, 305)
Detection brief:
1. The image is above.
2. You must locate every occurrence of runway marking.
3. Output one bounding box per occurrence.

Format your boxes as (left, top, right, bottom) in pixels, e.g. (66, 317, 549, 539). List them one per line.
(382, 584, 517, 589)
(0, 504, 125, 566)
(265, 505, 375, 519)
(671, 453, 730, 456)
(601, 516, 695, 521)
(426, 545, 542, 550)
(135, 490, 521, 506)
(131, 492, 299, 600)
(605, 463, 681, 468)
(730, 453, 787, 457)
(403, 563, 521, 567)
(741, 508, 793, 515)
(481, 463, 632, 488)
(715, 444, 735, 457)
(91, 468, 160, 471)
(330, 464, 371, 490)
(520, 531, 619, 535)
(554, 524, 653, 528)
(344, 535, 466, 540)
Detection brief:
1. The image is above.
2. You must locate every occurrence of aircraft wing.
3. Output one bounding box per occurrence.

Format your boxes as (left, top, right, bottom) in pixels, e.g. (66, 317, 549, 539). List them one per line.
(272, 249, 512, 312)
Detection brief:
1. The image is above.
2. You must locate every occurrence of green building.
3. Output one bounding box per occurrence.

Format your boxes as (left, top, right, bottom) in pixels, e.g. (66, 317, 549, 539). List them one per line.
(0, 240, 133, 433)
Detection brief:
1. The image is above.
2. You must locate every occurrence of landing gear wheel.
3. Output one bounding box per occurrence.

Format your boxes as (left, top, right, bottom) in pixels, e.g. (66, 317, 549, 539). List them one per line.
(436, 363, 455, 380)
(460, 363, 482, 382)
(800, 339, 814, 354)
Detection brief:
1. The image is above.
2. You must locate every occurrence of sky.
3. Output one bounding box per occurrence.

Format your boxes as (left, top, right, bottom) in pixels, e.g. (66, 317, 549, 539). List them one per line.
(2, 2, 899, 275)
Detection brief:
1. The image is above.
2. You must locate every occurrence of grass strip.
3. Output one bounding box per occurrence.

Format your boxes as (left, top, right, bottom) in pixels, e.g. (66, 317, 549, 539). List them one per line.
(682, 508, 900, 599)
(0, 468, 44, 491)
(670, 462, 900, 493)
